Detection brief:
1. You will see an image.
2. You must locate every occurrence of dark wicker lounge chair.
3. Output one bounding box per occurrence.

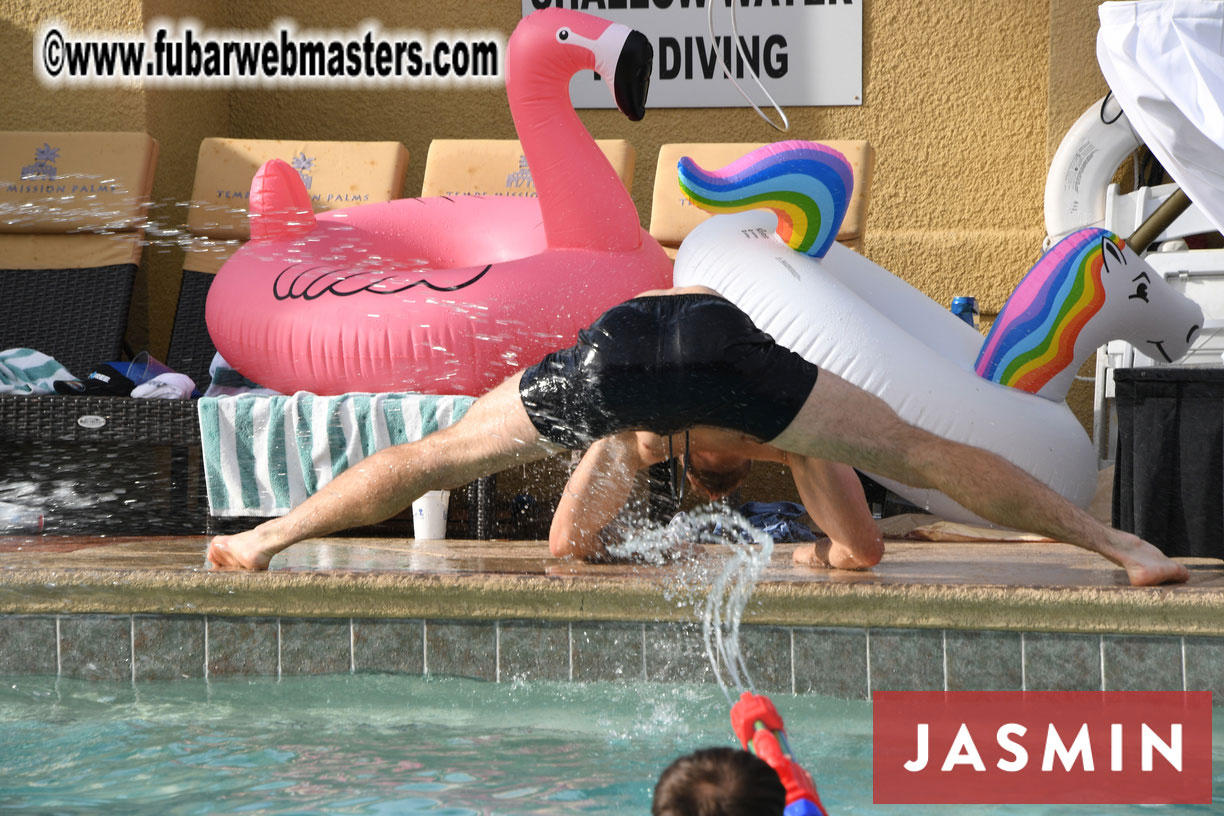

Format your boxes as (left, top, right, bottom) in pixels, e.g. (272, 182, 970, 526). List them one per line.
(0, 132, 202, 533)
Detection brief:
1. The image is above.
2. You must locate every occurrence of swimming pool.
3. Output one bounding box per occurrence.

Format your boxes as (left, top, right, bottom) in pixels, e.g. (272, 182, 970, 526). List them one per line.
(0, 674, 1220, 814)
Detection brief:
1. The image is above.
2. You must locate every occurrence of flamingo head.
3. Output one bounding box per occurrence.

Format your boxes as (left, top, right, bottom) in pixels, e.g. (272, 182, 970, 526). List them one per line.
(511, 9, 653, 120)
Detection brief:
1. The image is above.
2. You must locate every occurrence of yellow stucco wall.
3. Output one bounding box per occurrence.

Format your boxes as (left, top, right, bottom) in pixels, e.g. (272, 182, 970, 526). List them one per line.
(1, 0, 1110, 428)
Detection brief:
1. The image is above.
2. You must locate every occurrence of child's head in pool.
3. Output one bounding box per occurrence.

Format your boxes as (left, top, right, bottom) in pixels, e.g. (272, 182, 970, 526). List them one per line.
(652, 746, 786, 816)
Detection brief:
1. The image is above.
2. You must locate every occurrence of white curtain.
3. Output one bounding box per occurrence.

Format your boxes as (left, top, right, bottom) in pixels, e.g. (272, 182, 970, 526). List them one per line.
(1098, 0, 1224, 233)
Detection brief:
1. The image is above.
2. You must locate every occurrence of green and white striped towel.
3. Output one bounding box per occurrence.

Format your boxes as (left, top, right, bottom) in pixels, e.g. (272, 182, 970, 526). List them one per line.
(0, 348, 77, 394)
(198, 391, 474, 517)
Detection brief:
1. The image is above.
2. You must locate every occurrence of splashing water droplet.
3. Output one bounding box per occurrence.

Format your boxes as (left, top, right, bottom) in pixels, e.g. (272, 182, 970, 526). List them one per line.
(611, 506, 774, 704)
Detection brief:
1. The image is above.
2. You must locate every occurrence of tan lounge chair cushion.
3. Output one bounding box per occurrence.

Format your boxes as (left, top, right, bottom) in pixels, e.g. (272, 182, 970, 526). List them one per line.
(0, 131, 157, 234)
(187, 138, 410, 241)
(421, 138, 634, 197)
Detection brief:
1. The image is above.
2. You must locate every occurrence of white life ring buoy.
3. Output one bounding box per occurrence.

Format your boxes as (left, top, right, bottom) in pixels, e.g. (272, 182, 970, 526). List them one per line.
(1044, 94, 1141, 244)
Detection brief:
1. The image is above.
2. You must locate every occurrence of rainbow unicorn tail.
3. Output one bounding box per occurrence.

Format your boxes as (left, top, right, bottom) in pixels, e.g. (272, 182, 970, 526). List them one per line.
(677, 140, 853, 259)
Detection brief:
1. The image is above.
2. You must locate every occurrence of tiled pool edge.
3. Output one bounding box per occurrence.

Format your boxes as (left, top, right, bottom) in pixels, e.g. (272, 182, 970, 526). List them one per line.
(3, 614, 1223, 700)
(4, 565, 1223, 699)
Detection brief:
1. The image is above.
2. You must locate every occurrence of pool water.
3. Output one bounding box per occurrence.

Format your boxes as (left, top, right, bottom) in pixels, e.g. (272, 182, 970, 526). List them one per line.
(0, 674, 1219, 815)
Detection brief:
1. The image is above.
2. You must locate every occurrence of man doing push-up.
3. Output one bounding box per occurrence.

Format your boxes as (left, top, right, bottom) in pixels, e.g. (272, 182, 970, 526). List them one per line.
(208, 286, 1187, 587)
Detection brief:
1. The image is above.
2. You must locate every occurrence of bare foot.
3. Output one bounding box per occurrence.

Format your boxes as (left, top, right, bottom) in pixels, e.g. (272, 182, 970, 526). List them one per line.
(794, 539, 832, 568)
(793, 538, 883, 570)
(206, 529, 281, 571)
(1107, 531, 1189, 586)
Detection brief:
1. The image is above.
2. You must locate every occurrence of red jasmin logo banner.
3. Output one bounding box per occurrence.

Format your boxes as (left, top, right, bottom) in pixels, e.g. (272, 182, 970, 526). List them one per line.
(873, 691, 1212, 805)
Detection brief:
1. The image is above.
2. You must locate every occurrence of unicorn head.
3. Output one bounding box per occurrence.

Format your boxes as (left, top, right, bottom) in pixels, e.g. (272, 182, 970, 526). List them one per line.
(975, 228, 1204, 401)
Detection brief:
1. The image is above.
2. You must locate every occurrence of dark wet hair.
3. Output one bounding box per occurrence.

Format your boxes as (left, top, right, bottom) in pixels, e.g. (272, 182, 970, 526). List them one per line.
(652, 746, 786, 816)
(687, 458, 753, 500)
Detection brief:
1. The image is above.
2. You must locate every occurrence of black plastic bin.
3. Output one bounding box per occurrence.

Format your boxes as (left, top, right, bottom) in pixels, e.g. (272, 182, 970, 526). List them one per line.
(1113, 367, 1224, 557)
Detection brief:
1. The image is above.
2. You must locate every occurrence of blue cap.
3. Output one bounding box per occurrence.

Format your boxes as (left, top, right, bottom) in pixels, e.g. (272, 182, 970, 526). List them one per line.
(784, 800, 826, 816)
(950, 296, 979, 327)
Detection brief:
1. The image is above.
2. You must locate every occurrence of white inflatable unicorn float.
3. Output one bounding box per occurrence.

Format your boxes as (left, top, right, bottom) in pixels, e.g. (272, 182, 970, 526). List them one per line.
(672, 141, 1204, 523)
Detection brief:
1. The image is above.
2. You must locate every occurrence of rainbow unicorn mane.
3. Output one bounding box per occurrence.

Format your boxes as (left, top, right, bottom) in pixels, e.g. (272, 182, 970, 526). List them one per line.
(975, 228, 1121, 396)
(677, 140, 853, 259)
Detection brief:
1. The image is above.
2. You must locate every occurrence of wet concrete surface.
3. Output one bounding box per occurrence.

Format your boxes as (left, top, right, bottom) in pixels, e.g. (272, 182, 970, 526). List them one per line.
(1, 518, 1222, 634)
(0, 523, 1220, 589)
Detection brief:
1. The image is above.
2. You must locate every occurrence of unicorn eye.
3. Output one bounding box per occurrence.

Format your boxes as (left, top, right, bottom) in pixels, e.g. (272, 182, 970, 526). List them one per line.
(556, 28, 571, 42)
(1129, 270, 1152, 303)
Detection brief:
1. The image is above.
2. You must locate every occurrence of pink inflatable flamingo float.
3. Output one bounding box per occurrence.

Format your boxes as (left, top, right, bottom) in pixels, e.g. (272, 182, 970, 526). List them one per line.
(205, 9, 670, 396)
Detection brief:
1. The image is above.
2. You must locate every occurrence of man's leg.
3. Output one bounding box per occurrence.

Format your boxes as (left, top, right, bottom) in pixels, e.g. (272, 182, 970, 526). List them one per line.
(207, 373, 561, 570)
(769, 370, 1188, 586)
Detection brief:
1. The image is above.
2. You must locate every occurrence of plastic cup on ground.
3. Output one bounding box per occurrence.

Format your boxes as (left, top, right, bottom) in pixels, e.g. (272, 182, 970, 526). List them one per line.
(0, 501, 44, 534)
(412, 490, 450, 540)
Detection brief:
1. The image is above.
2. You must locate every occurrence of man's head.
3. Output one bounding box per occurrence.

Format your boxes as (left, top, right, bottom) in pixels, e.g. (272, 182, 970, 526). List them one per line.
(652, 746, 786, 816)
(686, 449, 752, 501)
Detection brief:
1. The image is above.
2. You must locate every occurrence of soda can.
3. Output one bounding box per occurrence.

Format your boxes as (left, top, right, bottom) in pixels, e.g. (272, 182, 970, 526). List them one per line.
(951, 296, 979, 328)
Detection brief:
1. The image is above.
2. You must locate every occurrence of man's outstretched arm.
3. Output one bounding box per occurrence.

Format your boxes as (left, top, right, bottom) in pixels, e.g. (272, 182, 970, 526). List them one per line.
(549, 432, 646, 559)
(787, 454, 884, 569)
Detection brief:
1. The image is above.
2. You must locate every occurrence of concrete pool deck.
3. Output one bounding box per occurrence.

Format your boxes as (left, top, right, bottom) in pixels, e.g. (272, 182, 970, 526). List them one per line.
(2, 519, 1224, 637)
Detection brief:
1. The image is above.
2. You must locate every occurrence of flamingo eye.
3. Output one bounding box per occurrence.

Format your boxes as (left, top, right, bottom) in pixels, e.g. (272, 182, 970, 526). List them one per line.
(556, 28, 570, 42)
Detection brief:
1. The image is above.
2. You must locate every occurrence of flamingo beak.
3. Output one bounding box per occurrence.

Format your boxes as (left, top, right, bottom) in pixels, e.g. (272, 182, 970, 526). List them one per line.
(612, 30, 652, 121)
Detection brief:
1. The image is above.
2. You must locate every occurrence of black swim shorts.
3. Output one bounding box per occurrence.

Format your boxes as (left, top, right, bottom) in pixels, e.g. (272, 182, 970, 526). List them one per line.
(518, 293, 819, 448)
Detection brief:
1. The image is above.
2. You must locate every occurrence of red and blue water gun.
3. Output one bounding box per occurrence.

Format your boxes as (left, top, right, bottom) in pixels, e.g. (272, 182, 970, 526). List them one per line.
(730, 691, 827, 816)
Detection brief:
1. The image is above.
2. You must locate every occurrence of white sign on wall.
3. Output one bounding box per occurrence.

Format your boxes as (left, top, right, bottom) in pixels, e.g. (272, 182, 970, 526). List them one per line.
(521, 0, 862, 108)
